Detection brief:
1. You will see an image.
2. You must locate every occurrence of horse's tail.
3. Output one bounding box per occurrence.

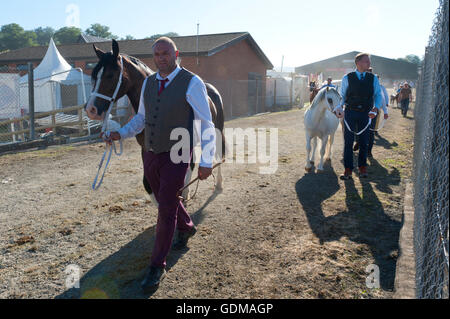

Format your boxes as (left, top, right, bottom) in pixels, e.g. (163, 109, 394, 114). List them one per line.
(206, 83, 226, 160)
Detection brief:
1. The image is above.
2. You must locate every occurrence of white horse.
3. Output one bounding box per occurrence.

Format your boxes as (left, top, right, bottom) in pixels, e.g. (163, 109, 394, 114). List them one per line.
(304, 86, 341, 172)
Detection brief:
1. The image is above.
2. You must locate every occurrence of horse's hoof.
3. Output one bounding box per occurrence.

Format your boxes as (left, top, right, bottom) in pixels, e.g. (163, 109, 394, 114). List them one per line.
(325, 158, 331, 162)
(305, 167, 312, 173)
(310, 161, 314, 165)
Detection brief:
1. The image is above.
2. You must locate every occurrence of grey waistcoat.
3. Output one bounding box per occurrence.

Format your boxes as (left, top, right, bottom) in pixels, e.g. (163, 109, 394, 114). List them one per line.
(144, 68, 195, 154)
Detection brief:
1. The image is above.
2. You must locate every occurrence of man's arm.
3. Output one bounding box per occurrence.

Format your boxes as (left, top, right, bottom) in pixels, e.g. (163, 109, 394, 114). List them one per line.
(372, 76, 383, 110)
(104, 78, 148, 143)
(186, 76, 216, 179)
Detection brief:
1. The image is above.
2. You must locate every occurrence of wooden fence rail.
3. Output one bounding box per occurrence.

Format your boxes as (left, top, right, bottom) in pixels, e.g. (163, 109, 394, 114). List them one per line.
(0, 104, 86, 140)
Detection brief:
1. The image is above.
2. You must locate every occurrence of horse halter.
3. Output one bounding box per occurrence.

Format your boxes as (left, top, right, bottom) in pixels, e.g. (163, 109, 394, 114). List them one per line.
(91, 55, 124, 118)
(324, 88, 338, 113)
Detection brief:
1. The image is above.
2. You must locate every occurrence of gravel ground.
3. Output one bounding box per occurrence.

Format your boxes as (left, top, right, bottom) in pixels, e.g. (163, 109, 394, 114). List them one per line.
(0, 104, 415, 299)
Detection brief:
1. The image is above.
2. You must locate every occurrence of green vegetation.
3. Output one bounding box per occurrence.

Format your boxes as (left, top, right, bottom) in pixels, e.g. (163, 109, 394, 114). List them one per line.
(0, 23, 179, 51)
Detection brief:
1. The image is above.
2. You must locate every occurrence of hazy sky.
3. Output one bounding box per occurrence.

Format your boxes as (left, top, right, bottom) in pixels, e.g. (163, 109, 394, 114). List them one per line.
(0, 0, 441, 69)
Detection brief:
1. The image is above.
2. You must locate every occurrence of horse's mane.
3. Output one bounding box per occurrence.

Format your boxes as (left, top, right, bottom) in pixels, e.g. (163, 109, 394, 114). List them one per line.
(122, 54, 154, 75)
(311, 87, 340, 107)
(313, 87, 328, 103)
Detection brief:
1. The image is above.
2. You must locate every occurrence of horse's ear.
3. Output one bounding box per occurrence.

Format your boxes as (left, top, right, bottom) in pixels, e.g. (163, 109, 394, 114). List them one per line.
(112, 39, 119, 58)
(93, 45, 105, 60)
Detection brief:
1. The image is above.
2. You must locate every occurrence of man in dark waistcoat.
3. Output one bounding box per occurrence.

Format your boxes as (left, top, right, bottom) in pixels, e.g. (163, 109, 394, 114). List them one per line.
(333, 53, 383, 180)
(105, 37, 216, 291)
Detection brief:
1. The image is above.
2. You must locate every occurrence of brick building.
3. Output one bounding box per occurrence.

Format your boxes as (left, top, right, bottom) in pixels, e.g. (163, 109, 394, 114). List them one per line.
(0, 32, 273, 119)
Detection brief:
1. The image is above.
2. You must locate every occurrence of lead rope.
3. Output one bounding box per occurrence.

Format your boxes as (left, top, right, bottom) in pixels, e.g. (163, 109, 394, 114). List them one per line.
(343, 109, 377, 136)
(92, 56, 124, 191)
(177, 160, 224, 202)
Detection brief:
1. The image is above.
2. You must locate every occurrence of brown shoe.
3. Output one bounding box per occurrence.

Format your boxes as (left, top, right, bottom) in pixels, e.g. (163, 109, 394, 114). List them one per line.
(358, 166, 368, 178)
(340, 168, 353, 180)
(172, 226, 197, 250)
(353, 142, 359, 151)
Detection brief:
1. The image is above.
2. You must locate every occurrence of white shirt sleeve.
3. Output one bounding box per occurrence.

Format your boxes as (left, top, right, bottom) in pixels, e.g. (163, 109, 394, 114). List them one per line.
(117, 77, 147, 139)
(186, 76, 216, 168)
(381, 85, 389, 114)
(337, 75, 348, 110)
(373, 76, 383, 110)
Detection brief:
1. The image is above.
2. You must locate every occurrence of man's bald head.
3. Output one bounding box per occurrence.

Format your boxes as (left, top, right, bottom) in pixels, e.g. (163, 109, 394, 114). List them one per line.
(152, 37, 179, 77)
(152, 37, 177, 51)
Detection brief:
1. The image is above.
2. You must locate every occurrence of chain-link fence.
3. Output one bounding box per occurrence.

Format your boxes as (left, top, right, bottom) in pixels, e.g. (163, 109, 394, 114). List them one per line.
(412, 0, 448, 299)
(0, 64, 131, 147)
(0, 67, 23, 144)
(209, 76, 309, 121)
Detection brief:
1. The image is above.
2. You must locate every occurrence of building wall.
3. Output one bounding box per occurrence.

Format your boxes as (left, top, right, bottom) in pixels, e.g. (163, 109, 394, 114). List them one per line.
(296, 52, 419, 87)
(2, 39, 270, 119)
(132, 40, 268, 118)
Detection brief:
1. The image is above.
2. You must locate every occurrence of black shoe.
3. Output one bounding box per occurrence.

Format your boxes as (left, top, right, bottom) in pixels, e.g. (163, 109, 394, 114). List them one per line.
(141, 266, 166, 292)
(172, 226, 197, 250)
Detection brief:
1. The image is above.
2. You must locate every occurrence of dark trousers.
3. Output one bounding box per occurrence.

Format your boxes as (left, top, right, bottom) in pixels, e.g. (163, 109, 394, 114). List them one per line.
(143, 151, 194, 268)
(400, 99, 410, 116)
(344, 109, 370, 169)
(367, 113, 378, 154)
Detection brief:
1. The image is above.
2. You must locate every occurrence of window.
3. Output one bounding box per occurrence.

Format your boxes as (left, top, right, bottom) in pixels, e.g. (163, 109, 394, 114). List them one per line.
(0, 64, 8, 72)
(85, 62, 97, 69)
(17, 64, 28, 71)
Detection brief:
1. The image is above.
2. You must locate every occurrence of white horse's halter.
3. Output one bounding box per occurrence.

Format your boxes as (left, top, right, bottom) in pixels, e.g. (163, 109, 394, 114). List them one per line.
(324, 89, 339, 113)
(92, 55, 124, 190)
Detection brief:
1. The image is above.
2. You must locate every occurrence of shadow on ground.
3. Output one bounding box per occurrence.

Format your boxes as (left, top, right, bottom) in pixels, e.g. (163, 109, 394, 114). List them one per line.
(295, 159, 402, 290)
(56, 192, 219, 299)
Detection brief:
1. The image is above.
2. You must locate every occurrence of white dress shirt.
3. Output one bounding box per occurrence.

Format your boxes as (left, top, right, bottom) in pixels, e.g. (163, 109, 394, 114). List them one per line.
(118, 65, 216, 168)
(380, 84, 389, 115)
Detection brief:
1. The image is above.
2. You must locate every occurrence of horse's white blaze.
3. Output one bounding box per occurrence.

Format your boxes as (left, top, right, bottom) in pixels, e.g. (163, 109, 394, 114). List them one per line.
(86, 67, 104, 120)
(304, 87, 341, 171)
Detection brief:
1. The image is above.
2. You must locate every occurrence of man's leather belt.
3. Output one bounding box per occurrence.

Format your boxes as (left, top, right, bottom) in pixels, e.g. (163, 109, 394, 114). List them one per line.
(345, 105, 369, 112)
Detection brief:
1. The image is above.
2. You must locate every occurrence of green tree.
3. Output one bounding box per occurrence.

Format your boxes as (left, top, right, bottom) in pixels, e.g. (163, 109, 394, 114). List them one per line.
(34, 27, 55, 46)
(121, 35, 135, 40)
(85, 23, 117, 39)
(397, 54, 422, 65)
(0, 23, 37, 51)
(54, 26, 82, 44)
(147, 32, 179, 40)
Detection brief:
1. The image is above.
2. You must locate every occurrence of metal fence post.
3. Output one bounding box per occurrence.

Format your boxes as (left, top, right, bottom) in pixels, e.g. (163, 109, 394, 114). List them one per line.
(27, 63, 35, 140)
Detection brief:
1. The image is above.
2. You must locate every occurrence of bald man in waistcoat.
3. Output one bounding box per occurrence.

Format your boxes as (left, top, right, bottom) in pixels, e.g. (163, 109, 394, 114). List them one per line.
(105, 37, 216, 291)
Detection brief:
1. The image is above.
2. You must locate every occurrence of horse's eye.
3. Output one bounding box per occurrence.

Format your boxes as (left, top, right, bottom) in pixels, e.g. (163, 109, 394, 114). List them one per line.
(327, 98, 333, 104)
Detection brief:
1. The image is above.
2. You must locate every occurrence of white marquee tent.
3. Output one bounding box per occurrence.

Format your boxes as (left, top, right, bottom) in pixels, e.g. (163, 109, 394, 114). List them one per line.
(20, 38, 91, 113)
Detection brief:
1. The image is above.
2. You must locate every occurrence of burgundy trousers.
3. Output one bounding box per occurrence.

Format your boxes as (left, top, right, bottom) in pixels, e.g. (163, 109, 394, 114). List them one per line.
(143, 151, 194, 268)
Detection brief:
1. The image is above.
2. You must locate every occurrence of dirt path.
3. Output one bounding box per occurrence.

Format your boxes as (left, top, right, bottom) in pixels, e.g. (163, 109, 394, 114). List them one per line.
(0, 104, 415, 299)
